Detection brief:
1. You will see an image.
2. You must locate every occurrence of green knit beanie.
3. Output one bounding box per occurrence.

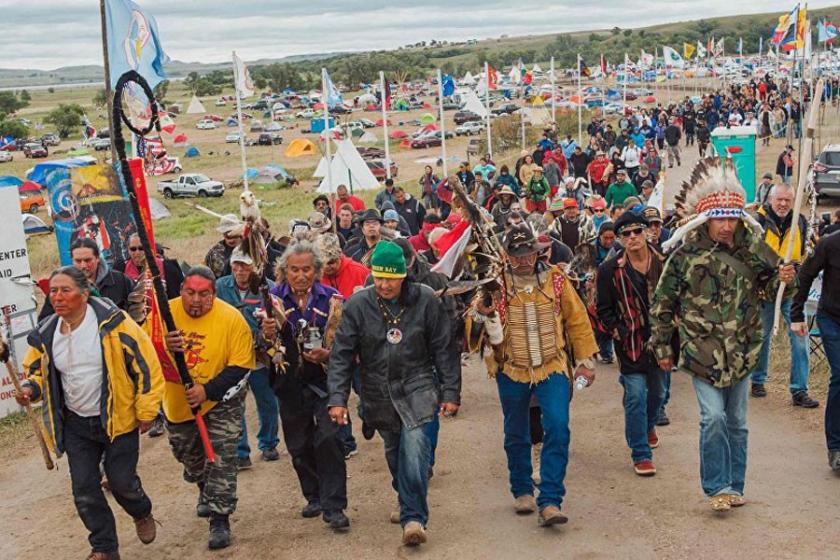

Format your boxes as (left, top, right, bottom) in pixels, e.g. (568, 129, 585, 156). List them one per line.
(370, 241, 407, 278)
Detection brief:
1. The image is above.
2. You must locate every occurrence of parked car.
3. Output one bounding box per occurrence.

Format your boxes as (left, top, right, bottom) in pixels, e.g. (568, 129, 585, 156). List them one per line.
(366, 159, 399, 181)
(157, 173, 225, 198)
(491, 102, 519, 115)
(23, 143, 48, 158)
(455, 121, 484, 136)
(467, 137, 483, 156)
(225, 133, 243, 143)
(296, 109, 316, 119)
(442, 100, 460, 110)
(0, 151, 12, 162)
(331, 105, 352, 114)
(454, 111, 482, 125)
(91, 138, 111, 151)
(814, 144, 840, 197)
(20, 192, 45, 214)
(257, 133, 283, 146)
(358, 118, 376, 128)
(41, 133, 61, 146)
(250, 120, 265, 132)
(410, 131, 452, 149)
(196, 120, 216, 130)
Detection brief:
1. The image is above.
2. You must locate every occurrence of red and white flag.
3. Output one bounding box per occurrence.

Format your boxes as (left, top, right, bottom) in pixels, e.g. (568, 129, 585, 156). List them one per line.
(431, 220, 472, 279)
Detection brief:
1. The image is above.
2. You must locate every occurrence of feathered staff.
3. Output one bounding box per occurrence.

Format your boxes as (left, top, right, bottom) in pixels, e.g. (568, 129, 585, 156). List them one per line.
(112, 71, 215, 462)
(772, 78, 824, 336)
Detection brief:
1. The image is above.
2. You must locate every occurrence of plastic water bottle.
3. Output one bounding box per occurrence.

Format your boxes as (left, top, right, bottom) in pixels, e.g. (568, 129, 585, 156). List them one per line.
(574, 376, 588, 391)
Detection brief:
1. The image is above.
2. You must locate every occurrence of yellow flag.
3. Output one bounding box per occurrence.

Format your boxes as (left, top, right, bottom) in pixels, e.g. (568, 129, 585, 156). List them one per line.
(683, 42, 696, 59)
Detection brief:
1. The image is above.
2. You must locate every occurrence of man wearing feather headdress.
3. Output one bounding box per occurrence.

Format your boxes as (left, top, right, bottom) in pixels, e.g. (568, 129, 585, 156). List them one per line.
(468, 223, 598, 528)
(649, 157, 797, 513)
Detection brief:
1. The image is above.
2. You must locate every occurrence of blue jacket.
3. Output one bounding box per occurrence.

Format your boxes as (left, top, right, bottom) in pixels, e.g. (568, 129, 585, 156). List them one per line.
(216, 275, 275, 338)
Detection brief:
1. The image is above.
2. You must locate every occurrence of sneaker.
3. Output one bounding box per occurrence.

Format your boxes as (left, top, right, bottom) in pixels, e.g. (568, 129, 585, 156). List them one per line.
(261, 448, 280, 461)
(147, 416, 165, 438)
(514, 495, 537, 514)
(344, 448, 359, 460)
(647, 430, 659, 449)
(751, 383, 767, 398)
(710, 495, 731, 512)
(538, 505, 568, 527)
(236, 456, 252, 471)
(656, 410, 670, 426)
(302, 501, 322, 518)
(402, 521, 427, 546)
(208, 514, 231, 550)
(828, 450, 840, 471)
(792, 391, 819, 409)
(323, 510, 350, 530)
(633, 460, 657, 476)
(134, 514, 156, 544)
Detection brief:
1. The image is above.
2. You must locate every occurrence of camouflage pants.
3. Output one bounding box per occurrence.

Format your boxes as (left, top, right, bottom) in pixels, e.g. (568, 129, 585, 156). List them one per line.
(167, 394, 245, 515)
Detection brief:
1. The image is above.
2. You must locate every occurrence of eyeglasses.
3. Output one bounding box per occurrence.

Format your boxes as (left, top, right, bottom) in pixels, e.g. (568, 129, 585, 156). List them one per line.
(128, 246, 143, 252)
(619, 227, 646, 238)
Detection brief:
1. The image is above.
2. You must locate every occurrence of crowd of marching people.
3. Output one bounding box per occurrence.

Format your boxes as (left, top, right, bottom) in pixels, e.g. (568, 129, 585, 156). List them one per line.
(11, 74, 840, 559)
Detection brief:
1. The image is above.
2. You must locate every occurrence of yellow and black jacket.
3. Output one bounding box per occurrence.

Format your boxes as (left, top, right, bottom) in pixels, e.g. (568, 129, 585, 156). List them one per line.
(22, 297, 164, 456)
(755, 204, 810, 262)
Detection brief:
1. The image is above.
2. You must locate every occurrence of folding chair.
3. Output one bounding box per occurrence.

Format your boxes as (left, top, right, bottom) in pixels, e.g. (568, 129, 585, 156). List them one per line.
(805, 300, 827, 368)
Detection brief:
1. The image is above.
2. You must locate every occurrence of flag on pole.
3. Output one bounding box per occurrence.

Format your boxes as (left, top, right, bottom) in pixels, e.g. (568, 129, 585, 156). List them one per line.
(639, 50, 654, 68)
(441, 74, 455, 97)
(104, 0, 169, 89)
(708, 36, 715, 53)
(382, 78, 392, 110)
(662, 46, 685, 68)
(738, 37, 743, 56)
(683, 42, 696, 59)
(322, 69, 343, 108)
(430, 220, 472, 278)
(772, 4, 799, 45)
(696, 41, 707, 58)
(159, 112, 176, 134)
(759, 36, 763, 56)
(232, 52, 254, 98)
(578, 56, 591, 77)
(818, 19, 839, 43)
(600, 53, 608, 75)
(82, 115, 96, 140)
(714, 38, 725, 57)
(794, 6, 809, 49)
(487, 64, 498, 89)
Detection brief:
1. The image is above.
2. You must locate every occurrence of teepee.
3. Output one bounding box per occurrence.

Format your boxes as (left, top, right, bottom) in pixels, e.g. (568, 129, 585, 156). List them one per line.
(187, 95, 206, 114)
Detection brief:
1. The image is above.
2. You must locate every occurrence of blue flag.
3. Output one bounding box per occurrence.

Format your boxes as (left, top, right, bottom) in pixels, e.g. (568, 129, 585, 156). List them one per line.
(442, 74, 455, 97)
(105, 0, 169, 89)
(322, 69, 343, 109)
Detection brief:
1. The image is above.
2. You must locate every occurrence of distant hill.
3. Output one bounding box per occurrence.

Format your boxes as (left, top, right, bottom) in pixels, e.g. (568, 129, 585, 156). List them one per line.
(3, 5, 840, 89)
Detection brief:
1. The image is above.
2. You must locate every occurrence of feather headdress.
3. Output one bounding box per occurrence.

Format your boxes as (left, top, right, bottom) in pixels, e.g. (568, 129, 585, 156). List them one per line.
(663, 156, 762, 251)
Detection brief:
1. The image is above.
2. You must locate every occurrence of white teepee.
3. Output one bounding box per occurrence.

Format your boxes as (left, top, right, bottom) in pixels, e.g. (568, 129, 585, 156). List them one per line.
(187, 95, 206, 114)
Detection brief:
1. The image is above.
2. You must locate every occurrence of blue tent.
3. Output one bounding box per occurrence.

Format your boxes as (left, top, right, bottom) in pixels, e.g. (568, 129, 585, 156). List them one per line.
(185, 146, 200, 157)
(0, 176, 23, 188)
(27, 156, 96, 184)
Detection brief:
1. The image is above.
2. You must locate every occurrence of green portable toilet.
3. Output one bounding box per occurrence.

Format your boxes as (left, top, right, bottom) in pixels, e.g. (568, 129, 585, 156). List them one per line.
(711, 126, 758, 202)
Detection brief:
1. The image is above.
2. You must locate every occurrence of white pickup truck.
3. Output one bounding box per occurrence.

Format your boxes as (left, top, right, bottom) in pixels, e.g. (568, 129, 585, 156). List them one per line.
(157, 173, 225, 198)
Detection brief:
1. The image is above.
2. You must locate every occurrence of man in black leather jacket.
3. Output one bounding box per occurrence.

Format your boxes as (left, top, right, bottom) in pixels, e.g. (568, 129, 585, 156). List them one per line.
(327, 240, 460, 547)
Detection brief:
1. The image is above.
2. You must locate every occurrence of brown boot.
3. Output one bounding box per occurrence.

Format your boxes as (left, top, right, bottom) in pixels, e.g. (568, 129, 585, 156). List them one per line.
(401, 521, 427, 546)
(514, 495, 537, 514)
(87, 552, 120, 560)
(134, 514, 157, 544)
(538, 505, 568, 527)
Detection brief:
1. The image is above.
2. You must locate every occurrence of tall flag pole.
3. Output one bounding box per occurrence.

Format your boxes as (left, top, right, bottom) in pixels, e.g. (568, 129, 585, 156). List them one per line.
(321, 68, 334, 194)
(622, 53, 628, 114)
(550, 56, 556, 123)
(232, 51, 252, 192)
(379, 71, 392, 180)
(436, 69, 448, 177)
(577, 54, 583, 145)
(484, 61, 493, 159)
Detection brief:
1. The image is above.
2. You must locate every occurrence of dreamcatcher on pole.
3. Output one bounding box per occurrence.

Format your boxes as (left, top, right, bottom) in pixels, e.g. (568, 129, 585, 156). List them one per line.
(111, 70, 216, 463)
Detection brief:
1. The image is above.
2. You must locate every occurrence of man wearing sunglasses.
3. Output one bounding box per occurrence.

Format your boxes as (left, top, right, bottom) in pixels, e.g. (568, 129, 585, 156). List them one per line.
(596, 212, 672, 476)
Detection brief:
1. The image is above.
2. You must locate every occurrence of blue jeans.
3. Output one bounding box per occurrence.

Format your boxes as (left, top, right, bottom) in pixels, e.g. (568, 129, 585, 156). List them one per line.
(660, 370, 672, 413)
(596, 331, 613, 359)
(620, 371, 667, 462)
(751, 299, 810, 393)
(692, 375, 750, 496)
(239, 367, 281, 457)
(380, 423, 432, 527)
(817, 313, 840, 450)
(496, 372, 570, 509)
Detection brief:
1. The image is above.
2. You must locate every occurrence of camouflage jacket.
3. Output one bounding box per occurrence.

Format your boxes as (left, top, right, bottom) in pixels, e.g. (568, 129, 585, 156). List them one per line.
(649, 222, 795, 388)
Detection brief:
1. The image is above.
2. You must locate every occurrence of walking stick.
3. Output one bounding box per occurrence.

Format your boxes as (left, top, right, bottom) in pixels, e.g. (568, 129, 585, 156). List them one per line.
(0, 313, 54, 470)
(772, 78, 824, 337)
(111, 71, 215, 462)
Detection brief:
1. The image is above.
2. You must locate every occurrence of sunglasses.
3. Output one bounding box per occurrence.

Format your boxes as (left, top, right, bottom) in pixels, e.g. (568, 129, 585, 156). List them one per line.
(620, 227, 646, 238)
(224, 235, 243, 241)
(128, 246, 143, 252)
(592, 209, 604, 214)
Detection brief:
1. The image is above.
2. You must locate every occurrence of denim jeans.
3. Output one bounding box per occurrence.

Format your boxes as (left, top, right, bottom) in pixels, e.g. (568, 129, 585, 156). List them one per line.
(380, 423, 432, 527)
(496, 372, 571, 509)
(692, 375, 750, 496)
(239, 367, 281, 457)
(750, 299, 811, 393)
(817, 313, 840, 450)
(596, 331, 614, 360)
(64, 411, 152, 553)
(620, 371, 668, 462)
(660, 370, 672, 413)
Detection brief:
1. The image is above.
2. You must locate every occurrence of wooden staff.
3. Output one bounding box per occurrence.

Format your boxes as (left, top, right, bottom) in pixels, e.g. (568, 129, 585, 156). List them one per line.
(1, 315, 54, 470)
(772, 78, 824, 336)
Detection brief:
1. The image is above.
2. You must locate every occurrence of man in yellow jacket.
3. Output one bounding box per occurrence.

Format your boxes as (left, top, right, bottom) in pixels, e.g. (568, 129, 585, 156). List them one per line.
(749, 184, 818, 408)
(17, 266, 164, 560)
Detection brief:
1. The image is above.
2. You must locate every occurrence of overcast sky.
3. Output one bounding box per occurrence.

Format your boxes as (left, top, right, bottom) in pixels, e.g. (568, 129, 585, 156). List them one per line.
(1, 0, 837, 70)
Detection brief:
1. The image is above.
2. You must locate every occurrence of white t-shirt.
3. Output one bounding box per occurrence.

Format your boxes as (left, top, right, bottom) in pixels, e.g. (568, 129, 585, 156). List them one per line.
(52, 305, 104, 417)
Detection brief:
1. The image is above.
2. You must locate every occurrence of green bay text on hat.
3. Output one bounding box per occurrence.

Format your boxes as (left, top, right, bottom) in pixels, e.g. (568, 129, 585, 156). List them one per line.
(370, 241, 407, 279)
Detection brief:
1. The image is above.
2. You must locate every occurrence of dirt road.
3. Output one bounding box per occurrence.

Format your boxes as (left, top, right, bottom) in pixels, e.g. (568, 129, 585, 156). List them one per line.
(1, 354, 838, 560)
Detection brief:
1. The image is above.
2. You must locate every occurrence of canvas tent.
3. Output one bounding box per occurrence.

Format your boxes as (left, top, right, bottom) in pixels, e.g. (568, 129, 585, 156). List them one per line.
(185, 146, 200, 157)
(461, 71, 477, 86)
(22, 214, 51, 236)
(187, 96, 206, 114)
(149, 198, 171, 220)
(358, 131, 378, 143)
(284, 138, 317, 158)
(0, 176, 23, 188)
(316, 139, 379, 193)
